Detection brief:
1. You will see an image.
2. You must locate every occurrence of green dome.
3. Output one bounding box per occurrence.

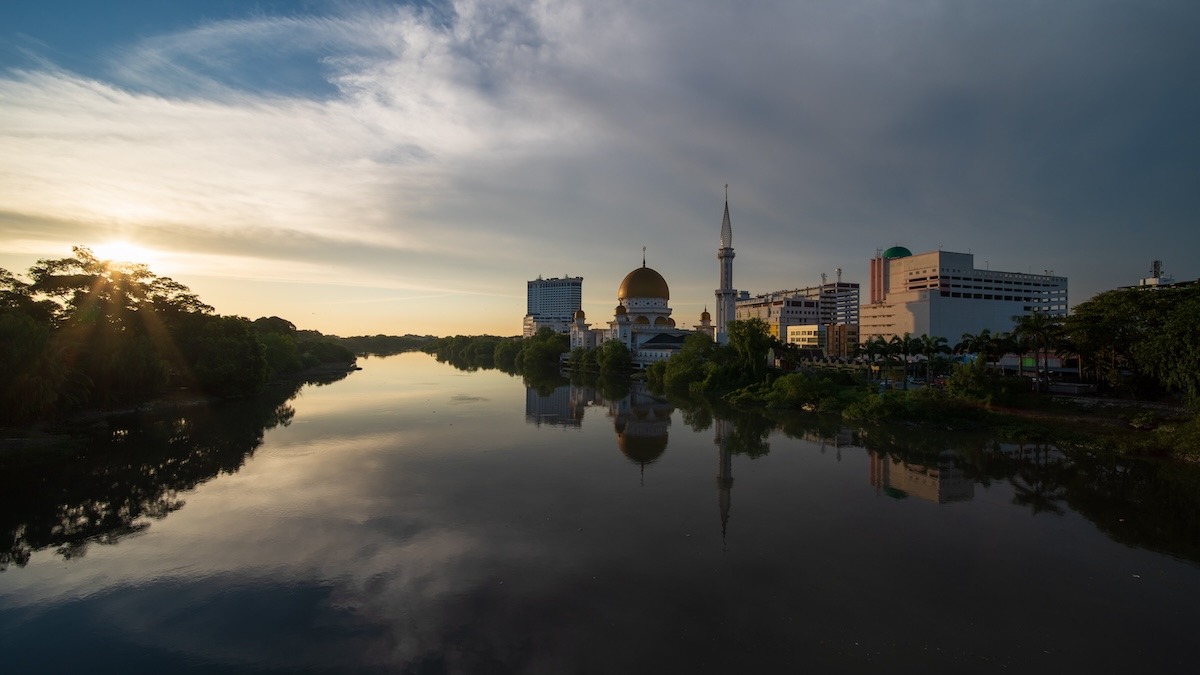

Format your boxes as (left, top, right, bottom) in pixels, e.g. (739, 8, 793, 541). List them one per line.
(883, 246, 912, 259)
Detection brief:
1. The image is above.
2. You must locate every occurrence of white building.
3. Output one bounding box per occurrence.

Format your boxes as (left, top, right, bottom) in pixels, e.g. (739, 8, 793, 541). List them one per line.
(860, 247, 1068, 343)
(570, 259, 699, 368)
(523, 275, 582, 337)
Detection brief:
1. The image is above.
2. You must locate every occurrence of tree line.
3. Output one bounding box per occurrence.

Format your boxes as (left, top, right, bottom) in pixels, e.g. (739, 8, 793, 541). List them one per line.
(1, 246, 357, 426)
(423, 328, 570, 375)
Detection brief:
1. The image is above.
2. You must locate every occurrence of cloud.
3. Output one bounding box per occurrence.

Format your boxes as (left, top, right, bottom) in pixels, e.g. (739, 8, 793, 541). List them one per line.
(2, 0, 1198, 334)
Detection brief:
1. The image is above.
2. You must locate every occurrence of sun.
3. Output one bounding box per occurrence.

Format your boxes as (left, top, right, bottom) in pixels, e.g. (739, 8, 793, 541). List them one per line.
(91, 240, 162, 268)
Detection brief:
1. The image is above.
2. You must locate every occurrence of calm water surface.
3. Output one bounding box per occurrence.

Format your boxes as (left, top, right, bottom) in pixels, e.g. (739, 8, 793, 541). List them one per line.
(3, 352, 1199, 673)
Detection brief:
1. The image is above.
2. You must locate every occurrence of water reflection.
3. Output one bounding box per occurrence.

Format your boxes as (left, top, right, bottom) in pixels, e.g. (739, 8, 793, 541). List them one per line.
(868, 451, 975, 504)
(0, 372, 348, 571)
(611, 385, 674, 469)
(4, 354, 1200, 673)
(530, 375, 1200, 567)
(524, 381, 601, 427)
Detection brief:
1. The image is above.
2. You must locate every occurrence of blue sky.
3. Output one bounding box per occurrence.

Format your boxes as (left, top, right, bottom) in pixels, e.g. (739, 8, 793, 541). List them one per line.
(2, 0, 1197, 336)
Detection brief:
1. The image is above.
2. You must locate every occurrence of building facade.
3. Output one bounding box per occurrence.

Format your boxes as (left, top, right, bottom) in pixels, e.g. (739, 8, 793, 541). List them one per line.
(860, 247, 1068, 343)
(735, 280, 862, 356)
(523, 275, 582, 337)
(784, 322, 860, 357)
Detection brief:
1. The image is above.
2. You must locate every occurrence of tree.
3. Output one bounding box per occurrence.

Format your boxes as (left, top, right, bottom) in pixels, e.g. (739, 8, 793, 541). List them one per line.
(1062, 288, 1170, 392)
(860, 336, 890, 381)
(915, 334, 950, 383)
(596, 339, 633, 374)
(956, 329, 1007, 369)
(1132, 291, 1200, 405)
(726, 319, 777, 382)
(1013, 311, 1063, 390)
(179, 315, 268, 397)
(889, 332, 918, 387)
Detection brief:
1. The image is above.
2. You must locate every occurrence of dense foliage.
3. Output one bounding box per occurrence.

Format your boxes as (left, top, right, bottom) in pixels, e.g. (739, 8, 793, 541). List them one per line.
(0, 247, 356, 426)
(337, 333, 434, 356)
(1064, 285, 1200, 403)
(642, 315, 1199, 460)
(423, 328, 570, 375)
(646, 319, 781, 396)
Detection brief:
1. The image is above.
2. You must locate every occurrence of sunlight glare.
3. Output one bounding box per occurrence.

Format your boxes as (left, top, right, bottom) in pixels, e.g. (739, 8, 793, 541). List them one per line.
(91, 240, 162, 268)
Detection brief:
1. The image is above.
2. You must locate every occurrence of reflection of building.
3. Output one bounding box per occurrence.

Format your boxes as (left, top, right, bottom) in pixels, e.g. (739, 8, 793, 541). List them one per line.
(608, 383, 674, 472)
(523, 275, 582, 337)
(715, 418, 734, 546)
(860, 247, 1068, 343)
(868, 451, 974, 504)
(525, 383, 598, 427)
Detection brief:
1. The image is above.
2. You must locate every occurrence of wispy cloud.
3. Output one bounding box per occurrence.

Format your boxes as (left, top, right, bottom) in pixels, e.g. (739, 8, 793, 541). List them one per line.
(2, 0, 1198, 334)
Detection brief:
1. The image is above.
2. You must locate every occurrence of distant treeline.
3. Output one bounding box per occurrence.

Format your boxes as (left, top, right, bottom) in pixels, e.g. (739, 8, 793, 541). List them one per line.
(337, 333, 434, 356)
(423, 329, 568, 374)
(1, 246, 357, 426)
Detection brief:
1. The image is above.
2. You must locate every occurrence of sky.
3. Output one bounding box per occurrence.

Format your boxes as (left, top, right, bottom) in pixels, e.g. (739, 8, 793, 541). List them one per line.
(2, 0, 1197, 337)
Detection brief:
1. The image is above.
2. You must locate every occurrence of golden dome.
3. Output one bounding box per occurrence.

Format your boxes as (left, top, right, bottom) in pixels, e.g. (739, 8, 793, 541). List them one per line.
(654, 316, 670, 326)
(635, 316, 650, 325)
(617, 265, 670, 300)
(573, 309, 586, 320)
(700, 309, 711, 321)
(615, 305, 627, 315)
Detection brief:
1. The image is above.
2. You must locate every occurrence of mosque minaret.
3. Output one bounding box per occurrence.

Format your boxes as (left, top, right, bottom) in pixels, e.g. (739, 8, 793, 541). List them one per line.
(715, 186, 737, 344)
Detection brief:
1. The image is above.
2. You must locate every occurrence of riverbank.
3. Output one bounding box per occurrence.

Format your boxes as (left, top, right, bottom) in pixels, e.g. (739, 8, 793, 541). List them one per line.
(0, 362, 361, 464)
(672, 370, 1200, 462)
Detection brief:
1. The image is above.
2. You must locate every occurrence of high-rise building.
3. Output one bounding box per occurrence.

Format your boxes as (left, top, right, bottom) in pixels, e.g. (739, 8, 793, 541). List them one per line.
(860, 247, 1067, 343)
(523, 275, 582, 337)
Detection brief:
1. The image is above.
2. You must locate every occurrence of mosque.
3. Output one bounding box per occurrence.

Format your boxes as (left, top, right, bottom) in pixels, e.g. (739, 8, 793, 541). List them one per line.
(569, 192, 737, 368)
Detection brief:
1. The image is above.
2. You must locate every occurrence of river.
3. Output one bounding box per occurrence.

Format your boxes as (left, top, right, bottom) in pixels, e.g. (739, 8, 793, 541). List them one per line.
(2, 352, 1198, 673)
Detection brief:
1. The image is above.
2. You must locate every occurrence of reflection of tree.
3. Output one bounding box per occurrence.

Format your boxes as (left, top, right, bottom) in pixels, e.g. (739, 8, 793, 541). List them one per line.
(1063, 455, 1200, 564)
(0, 372, 344, 570)
(1008, 444, 1070, 516)
(722, 410, 772, 458)
(522, 367, 568, 397)
(856, 426, 1200, 564)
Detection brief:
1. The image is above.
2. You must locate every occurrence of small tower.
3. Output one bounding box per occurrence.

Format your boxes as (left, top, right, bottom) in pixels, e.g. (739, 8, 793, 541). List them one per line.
(714, 186, 737, 344)
(697, 306, 714, 341)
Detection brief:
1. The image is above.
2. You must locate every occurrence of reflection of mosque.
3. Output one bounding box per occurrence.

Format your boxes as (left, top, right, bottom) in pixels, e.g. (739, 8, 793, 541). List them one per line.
(525, 381, 738, 545)
(868, 451, 974, 504)
(609, 384, 674, 469)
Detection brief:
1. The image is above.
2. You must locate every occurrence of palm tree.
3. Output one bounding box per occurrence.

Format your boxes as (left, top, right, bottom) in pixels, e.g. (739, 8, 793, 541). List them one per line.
(956, 329, 994, 366)
(862, 335, 890, 381)
(889, 332, 919, 388)
(1013, 311, 1063, 390)
(915, 334, 950, 383)
(993, 331, 1016, 375)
